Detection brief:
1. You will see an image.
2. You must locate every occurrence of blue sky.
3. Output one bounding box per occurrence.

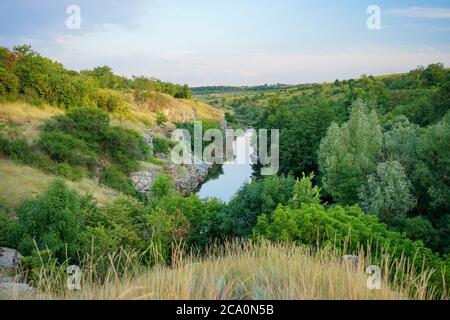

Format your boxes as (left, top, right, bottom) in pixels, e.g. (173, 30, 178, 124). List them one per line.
(1, 0, 450, 86)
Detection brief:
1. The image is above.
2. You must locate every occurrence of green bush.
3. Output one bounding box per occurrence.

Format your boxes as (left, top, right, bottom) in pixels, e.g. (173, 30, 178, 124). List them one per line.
(55, 162, 83, 181)
(65, 107, 109, 147)
(152, 136, 171, 155)
(0, 134, 31, 162)
(103, 126, 148, 173)
(16, 180, 92, 262)
(0, 65, 19, 98)
(100, 166, 136, 195)
(150, 174, 174, 199)
(82, 198, 152, 256)
(38, 131, 95, 166)
(156, 112, 168, 125)
(96, 89, 124, 113)
(224, 176, 296, 237)
(0, 200, 20, 248)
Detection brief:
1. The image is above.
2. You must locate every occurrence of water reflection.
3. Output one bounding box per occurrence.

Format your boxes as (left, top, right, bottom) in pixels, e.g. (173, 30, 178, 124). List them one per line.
(197, 131, 255, 202)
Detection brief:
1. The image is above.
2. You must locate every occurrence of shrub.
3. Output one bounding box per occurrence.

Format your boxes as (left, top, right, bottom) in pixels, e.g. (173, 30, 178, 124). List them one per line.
(103, 126, 148, 173)
(0, 65, 19, 98)
(100, 166, 136, 195)
(0, 200, 20, 248)
(65, 107, 110, 147)
(96, 89, 124, 113)
(16, 180, 91, 262)
(152, 136, 171, 155)
(83, 198, 151, 253)
(156, 112, 168, 125)
(150, 174, 174, 199)
(38, 131, 95, 166)
(0, 134, 31, 162)
(224, 176, 296, 237)
(55, 162, 83, 181)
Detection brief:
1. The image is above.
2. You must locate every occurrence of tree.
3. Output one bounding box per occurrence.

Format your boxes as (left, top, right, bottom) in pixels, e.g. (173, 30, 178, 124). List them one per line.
(279, 100, 343, 177)
(318, 100, 382, 204)
(359, 160, 416, 223)
(414, 113, 450, 212)
(382, 116, 421, 171)
(224, 176, 296, 237)
(421, 63, 446, 87)
(289, 173, 321, 209)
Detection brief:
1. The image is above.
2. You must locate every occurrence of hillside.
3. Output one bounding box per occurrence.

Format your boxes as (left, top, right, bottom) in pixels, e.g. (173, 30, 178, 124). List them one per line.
(0, 46, 449, 301)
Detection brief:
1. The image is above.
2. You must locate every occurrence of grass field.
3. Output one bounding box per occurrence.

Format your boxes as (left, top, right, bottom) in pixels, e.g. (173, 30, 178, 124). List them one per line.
(11, 241, 441, 300)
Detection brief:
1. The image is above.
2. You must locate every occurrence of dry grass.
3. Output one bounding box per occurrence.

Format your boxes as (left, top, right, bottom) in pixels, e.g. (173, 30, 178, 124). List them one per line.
(131, 92, 223, 124)
(14, 241, 443, 300)
(0, 159, 121, 207)
(0, 102, 61, 122)
(0, 102, 62, 142)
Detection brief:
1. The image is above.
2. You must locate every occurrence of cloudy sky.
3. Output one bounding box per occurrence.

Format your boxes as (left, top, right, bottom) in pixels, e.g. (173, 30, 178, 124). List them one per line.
(1, 0, 450, 86)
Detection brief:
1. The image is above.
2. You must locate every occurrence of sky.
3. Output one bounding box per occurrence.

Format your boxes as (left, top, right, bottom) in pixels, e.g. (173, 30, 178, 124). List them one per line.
(1, 0, 450, 86)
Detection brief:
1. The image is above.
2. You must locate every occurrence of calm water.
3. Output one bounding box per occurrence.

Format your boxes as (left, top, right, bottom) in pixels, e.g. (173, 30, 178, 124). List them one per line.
(197, 131, 255, 202)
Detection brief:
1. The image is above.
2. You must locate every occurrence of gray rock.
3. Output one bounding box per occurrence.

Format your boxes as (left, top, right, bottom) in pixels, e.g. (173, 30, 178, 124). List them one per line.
(131, 171, 156, 193)
(144, 129, 154, 153)
(0, 282, 35, 296)
(0, 277, 16, 283)
(173, 162, 213, 195)
(0, 248, 23, 269)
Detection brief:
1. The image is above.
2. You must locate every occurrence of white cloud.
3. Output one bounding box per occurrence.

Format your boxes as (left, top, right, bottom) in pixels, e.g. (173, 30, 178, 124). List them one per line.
(387, 7, 450, 19)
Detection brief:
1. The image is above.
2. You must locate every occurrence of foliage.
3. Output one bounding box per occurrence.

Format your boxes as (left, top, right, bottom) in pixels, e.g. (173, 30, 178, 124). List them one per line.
(223, 176, 296, 237)
(253, 202, 448, 295)
(289, 173, 322, 209)
(0, 45, 193, 109)
(359, 161, 416, 223)
(156, 112, 168, 125)
(38, 131, 95, 166)
(318, 100, 382, 204)
(100, 166, 136, 196)
(152, 136, 171, 155)
(15, 180, 90, 261)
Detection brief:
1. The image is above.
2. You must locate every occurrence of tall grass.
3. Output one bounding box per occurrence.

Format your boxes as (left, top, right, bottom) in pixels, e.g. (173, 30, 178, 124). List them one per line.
(8, 240, 446, 300)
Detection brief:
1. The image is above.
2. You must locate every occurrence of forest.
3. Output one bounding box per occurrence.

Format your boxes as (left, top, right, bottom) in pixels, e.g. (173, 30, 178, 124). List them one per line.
(0, 46, 449, 299)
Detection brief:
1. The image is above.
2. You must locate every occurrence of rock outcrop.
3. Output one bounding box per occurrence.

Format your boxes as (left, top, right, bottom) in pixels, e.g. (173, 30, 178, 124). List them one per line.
(0, 282, 35, 296)
(132, 162, 213, 195)
(0, 248, 35, 297)
(0, 248, 22, 269)
(131, 170, 156, 193)
(172, 162, 213, 195)
(144, 129, 154, 152)
(132, 128, 214, 195)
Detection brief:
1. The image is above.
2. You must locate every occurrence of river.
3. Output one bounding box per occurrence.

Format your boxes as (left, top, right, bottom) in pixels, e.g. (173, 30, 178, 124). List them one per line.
(197, 131, 255, 202)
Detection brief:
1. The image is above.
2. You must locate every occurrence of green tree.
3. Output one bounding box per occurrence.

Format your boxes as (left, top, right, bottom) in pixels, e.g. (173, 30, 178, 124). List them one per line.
(359, 161, 416, 223)
(414, 113, 450, 211)
(318, 100, 382, 204)
(382, 116, 421, 171)
(224, 176, 295, 237)
(289, 173, 321, 209)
